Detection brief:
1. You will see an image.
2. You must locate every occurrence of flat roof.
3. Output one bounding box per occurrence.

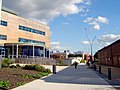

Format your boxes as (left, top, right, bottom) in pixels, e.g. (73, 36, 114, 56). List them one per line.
(2, 7, 19, 16)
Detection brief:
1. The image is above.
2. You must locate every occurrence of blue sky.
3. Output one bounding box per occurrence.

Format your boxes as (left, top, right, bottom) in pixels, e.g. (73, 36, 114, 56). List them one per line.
(2, 0, 120, 54)
(50, 0, 120, 53)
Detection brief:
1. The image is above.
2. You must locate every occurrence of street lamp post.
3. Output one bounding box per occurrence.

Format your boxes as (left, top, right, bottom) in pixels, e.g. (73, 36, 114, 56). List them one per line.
(85, 28, 96, 63)
(90, 36, 96, 62)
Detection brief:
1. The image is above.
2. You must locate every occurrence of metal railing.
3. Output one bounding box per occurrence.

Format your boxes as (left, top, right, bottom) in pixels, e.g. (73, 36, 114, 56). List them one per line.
(15, 57, 56, 65)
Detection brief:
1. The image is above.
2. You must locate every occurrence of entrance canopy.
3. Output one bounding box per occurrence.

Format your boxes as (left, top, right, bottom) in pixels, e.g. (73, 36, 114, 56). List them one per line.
(4, 42, 45, 47)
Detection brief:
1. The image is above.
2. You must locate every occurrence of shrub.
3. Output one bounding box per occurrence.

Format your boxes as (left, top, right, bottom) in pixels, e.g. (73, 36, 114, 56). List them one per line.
(22, 72, 50, 79)
(16, 64, 21, 68)
(56, 59, 68, 66)
(22, 75, 33, 79)
(32, 73, 43, 79)
(10, 65, 17, 68)
(80, 60, 86, 63)
(23, 64, 46, 72)
(10, 64, 22, 68)
(44, 68, 51, 73)
(23, 65, 35, 70)
(34, 65, 46, 72)
(32, 72, 49, 79)
(40, 72, 49, 76)
(58, 59, 64, 65)
(23, 64, 51, 75)
(16, 82, 24, 87)
(22, 74, 41, 79)
(2, 58, 13, 67)
(0, 80, 10, 88)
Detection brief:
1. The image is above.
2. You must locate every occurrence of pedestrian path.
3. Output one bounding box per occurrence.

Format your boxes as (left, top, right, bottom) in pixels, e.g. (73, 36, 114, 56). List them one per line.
(13, 64, 116, 90)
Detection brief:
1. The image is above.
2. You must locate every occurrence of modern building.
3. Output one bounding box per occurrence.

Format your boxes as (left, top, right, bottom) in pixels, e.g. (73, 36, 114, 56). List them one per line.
(98, 39, 120, 67)
(0, 7, 50, 58)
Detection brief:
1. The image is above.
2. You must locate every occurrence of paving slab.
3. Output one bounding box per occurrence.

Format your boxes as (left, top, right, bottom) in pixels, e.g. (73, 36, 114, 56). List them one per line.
(13, 64, 116, 90)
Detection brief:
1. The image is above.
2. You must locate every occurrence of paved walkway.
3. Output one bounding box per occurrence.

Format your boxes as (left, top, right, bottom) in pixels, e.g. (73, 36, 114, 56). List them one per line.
(13, 64, 116, 90)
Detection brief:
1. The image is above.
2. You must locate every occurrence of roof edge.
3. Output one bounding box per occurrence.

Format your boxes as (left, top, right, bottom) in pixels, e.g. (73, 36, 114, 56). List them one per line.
(2, 7, 19, 16)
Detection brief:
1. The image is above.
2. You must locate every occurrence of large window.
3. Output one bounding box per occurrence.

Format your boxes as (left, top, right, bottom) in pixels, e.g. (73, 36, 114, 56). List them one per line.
(0, 34, 7, 40)
(0, 20, 7, 26)
(19, 25, 45, 35)
(18, 38, 45, 45)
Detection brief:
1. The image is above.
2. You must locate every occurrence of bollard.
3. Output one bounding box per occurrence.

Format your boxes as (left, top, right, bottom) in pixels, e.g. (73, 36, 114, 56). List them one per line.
(53, 65, 56, 74)
(99, 66, 101, 74)
(94, 65, 96, 70)
(108, 68, 111, 80)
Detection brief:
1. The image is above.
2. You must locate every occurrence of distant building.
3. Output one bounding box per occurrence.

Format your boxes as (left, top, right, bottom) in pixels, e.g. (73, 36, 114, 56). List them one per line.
(74, 51, 84, 55)
(98, 39, 120, 67)
(50, 50, 70, 59)
(50, 50, 84, 65)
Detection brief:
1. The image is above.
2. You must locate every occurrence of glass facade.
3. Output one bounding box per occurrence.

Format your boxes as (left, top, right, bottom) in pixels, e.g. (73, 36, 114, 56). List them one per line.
(22, 46, 44, 57)
(0, 34, 7, 40)
(0, 20, 7, 26)
(18, 38, 45, 45)
(19, 25, 45, 35)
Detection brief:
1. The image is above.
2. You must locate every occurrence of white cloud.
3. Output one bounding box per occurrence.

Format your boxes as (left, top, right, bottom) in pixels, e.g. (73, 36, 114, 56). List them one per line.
(92, 24, 100, 30)
(98, 34, 120, 48)
(97, 16, 109, 24)
(3, 0, 91, 23)
(50, 42, 61, 45)
(84, 16, 109, 30)
(63, 22, 69, 25)
(98, 34, 120, 42)
(84, 0, 91, 5)
(81, 41, 90, 44)
(50, 42, 71, 51)
(29, 18, 49, 25)
(51, 46, 63, 51)
(50, 42, 62, 51)
(84, 17, 93, 23)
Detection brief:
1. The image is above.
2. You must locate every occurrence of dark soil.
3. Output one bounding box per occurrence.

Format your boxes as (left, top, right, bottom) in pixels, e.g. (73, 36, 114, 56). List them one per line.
(0, 67, 39, 90)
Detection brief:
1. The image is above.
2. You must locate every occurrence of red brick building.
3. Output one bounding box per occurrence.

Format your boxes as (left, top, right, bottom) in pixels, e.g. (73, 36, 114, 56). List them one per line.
(98, 39, 120, 67)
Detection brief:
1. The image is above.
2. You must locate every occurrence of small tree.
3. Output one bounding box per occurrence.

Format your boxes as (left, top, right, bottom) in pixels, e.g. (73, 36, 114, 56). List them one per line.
(7, 48, 11, 56)
(18, 47, 23, 55)
(58, 59, 64, 65)
(2, 58, 13, 67)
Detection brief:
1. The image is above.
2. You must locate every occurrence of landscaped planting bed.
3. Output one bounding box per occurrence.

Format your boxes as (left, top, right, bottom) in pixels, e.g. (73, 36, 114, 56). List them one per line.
(0, 64, 51, 90)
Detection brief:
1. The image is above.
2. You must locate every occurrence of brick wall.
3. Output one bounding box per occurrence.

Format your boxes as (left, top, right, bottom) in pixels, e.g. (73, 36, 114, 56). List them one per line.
(98, 39, 120, 67)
